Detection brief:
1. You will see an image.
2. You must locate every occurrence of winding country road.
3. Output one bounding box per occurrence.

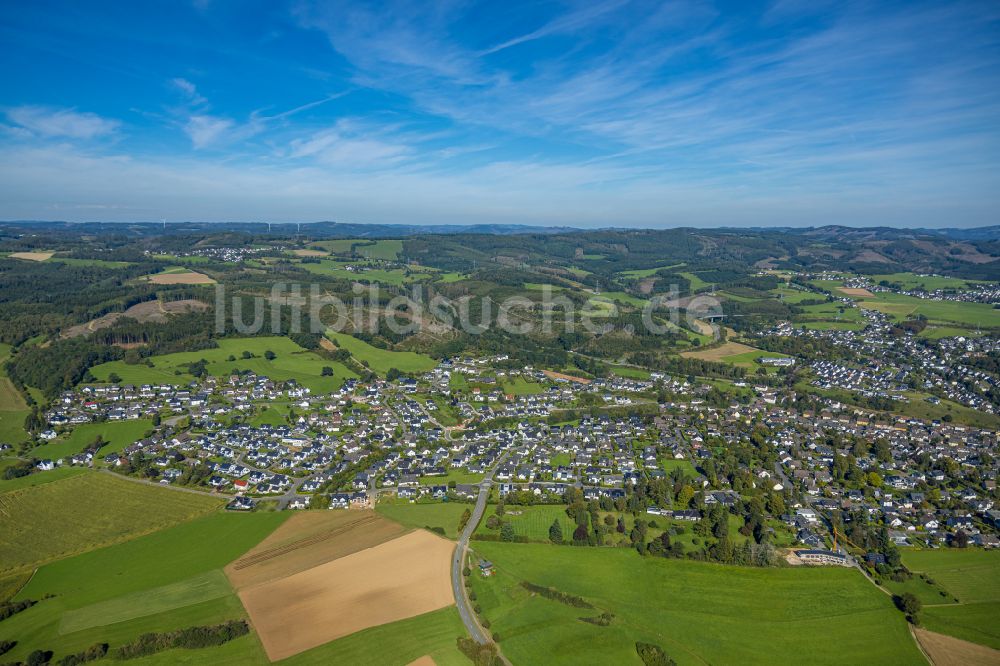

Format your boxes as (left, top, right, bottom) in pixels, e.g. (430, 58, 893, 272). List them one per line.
(451, 452, 510, 657)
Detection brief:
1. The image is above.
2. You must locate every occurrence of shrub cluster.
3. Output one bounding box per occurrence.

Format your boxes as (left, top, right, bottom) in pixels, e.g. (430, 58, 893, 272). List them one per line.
(114, 620, 249, 659)
(0, 599, 37, 622)
(636, 642, 676, 666)
(519, 582, 592, 608)
(58, 642, 108, 666)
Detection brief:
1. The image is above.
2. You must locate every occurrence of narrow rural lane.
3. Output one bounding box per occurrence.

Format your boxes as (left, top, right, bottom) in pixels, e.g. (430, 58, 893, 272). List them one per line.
(451, 452, 509, 657)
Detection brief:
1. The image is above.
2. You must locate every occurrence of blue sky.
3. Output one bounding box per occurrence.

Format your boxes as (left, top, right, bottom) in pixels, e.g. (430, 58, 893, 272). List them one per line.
(1, 0, 998, 227)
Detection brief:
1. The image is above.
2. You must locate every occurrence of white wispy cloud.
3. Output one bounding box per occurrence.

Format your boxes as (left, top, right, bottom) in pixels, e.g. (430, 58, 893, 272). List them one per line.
(183, 115, 237, 149)
(4, 106, 119, 139)
(171, 77, 207, 105)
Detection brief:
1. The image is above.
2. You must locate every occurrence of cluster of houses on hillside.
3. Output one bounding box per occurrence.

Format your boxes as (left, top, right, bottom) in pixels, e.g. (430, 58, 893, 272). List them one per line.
(22, 338, 1000, 551)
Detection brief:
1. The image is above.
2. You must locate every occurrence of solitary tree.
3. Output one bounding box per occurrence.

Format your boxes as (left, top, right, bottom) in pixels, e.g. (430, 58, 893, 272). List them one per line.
(549, 519, 563, 544)
(321, 366, 334, 376)
(264, 350, 276, 361)
(500, 522, 516, 542)
(895, 592, 922, 624)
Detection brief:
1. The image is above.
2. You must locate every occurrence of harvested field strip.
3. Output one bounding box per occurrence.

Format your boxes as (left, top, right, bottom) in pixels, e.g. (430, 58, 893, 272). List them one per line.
(224, 510, 408, 590)
(231, 514, 381, 569)
(239, 530, 455, 661)
(914, 628, 1000, 666)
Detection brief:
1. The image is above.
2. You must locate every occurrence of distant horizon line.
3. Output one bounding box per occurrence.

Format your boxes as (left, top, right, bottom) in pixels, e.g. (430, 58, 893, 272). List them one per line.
(1, 219, 998, 233)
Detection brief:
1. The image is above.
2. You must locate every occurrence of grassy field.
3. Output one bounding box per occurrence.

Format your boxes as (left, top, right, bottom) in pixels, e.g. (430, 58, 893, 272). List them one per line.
(868, 272, 990, 291)
(918, 325, 977, 339)
(375, 498, 470, 539)
(468, 542, 923, 665)
(313, 239, 362, 254)
(0, 472, 223, 574)
(30, 418, 154, 461)
(0, 344, 27, 411)
(117, 606, 468, 666)
(896, 549, 1000, 649)
(326, 332, 436, 376)
(800, 320, 865, 331)
(91, 337, 357, 393)
(502, 376, 545, 395)
(0, 343, 29, 445)
(475, 504, 575, 542)
(859, 293, 1000, 328)
(594, 292, 648, 308)
(0, 462, 88, 493)
(0, 511, 287, 664)
(299, 259, 430, 285)
(680, 341, 786, 371)
(900, 549, 1000, 603)
(354, 239, 403, 260)
(49, 256, 133, 268)
(609, 365, 652, 379)
(770, 287, 819, 304)
(619, 264, 685, 278)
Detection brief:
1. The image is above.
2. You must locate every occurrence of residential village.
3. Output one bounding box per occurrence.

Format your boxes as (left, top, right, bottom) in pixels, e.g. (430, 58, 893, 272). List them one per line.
(23, 342, 1000, 563)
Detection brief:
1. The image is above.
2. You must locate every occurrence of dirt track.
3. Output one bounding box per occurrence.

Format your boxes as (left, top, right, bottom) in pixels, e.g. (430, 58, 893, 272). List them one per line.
(240, 530, 454, 661)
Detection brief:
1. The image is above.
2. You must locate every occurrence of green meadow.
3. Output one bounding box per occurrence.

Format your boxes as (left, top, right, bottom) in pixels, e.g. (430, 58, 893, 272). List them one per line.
(299, 259, 429, 285)
(30, 418, 155, 461)
(354, 239, 403, 260)
(868, 272, 990, 291)
(0, 462, 88, 493)
(0, 511, 286, 664)
(0, 472, 223, 575)
(594, 291, 648, 308)
(918, 325, 976, 339)
(326, 332, 436, 375)
(468, 542, 924, 665)
(48, 257, 133, 268)
(313, 238, 361, 254)
(91, 336, 357, 393)
(0, 343, 29, 444)
(619, 263, 685, 278)
(609, 365, 652, 379)
(474, 504, 575, 542)
(899, 549, 1000, 649)
(859, 293, 1000, 328)
(502, 376, 545, 395)
(375, 498, 470, 539)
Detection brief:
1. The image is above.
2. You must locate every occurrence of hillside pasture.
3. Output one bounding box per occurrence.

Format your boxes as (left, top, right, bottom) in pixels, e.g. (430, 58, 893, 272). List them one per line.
(326, 332, 436, 375)
(30, 418, 154, 461)
(0, 472, 222, 574)
(0, 463, 88, 493)
(869, 272, 990, 291)
(0, 512, 286, 664)
(145, 270, 215, 284)
(899, 549, 1000, 649)
(469, 542, 924, 665)
(859, 293, 1000, 328)
(375, 499, 470, 539)
(0, 343, 29, 444)
(90, 336, 357, 393)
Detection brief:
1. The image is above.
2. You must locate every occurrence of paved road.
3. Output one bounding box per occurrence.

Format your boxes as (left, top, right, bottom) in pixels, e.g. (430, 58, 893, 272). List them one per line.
(451, 452, 510, 652)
